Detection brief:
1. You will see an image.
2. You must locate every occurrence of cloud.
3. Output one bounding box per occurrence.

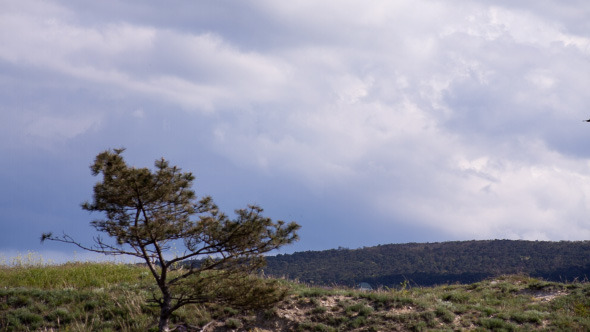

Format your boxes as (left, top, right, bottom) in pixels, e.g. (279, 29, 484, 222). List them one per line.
(204, 1, 590, 240)
(24, 114, 101, 141)
(2, 0, 590, 257)
(0, 1, 291, 113)
(375, 141, 590, 240)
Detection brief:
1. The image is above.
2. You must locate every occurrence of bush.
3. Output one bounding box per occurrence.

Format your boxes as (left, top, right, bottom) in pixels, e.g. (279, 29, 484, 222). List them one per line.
(312, 306, 328, 315)
(10, 307, 44, 330)
(225, 318, 242, 329)
(300, 287, 332, 298)
(441, 291, 470, 304)
(345, 303, 374, 316)
(349, 316, 368, 328)
(48, 307, 73, 324)
(297, 322, 335, 332)
(478, 317, 516, 331)
(435, 307, 455, 323)
(510, 310, 543, 324)
(223, 306, 239, 316)
(420, 310, 437, 327)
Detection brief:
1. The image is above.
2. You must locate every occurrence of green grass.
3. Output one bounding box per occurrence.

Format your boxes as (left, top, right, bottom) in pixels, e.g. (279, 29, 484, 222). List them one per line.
(1, 263, 590, 331)
(0, 287, 153, 331)
(0, 262, 148, 289)
(0, 262, 202, 331)
(288, 275, 590, 331)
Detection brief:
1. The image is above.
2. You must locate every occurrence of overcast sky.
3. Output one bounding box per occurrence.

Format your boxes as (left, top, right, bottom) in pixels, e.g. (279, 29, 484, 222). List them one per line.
(2, 0, 590, 262)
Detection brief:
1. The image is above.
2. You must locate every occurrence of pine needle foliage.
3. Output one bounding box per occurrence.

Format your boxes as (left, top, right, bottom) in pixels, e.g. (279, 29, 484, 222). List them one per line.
(41, 148, 300, 331)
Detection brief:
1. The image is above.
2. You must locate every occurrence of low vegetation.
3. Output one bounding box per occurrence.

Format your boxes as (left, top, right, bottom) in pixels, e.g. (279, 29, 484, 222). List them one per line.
(1, 261, 590, 331)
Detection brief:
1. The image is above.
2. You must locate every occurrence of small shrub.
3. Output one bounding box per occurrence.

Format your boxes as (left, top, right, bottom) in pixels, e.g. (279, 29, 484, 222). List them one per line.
(496, 282, 520, 294)
(362, 292, 391, 307)
(326, 315, 349, 326)
(225, 318, 242, 329)
(410, 321, 428, 332)
(527, 281, 551, 291)
(349, 316, 368, 328)
(263, 308, 278, 319)
(420, 310, 437, 327)
(478, 317, 516, 331)
(11, 307, 44, 329)
(480, 306, 498, 317)
(312, 306, 328, 315)
(297, 322, 335, 332)
(574, 302, 590, 317)
(7, 294, 32, 307)
(301, 287, 331, 298)
(367, 325, 380, 332)
(83, 300, 100, 311)
(452, 304, 468, 314)
(345, 302, 374, 316)
(315, 323, 336, 332)
(510, 310, 543, 324)
(441, 291, 469, 304)
(223, 306, 239, 316)
(358, 305, 374, 317)
(48, 307, 73, 324)
(435, 306, 455, 323)
(297, 297, 308, 306)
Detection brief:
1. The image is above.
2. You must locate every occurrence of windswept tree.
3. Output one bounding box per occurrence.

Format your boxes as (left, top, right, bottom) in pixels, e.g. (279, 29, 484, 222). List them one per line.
(42, 149, 300, 331)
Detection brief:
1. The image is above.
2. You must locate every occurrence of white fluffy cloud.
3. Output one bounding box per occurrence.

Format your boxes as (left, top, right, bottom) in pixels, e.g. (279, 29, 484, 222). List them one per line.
(0, 1, 291, 113)
(208, 1, 590, 240)
(2, 0, 590, 254)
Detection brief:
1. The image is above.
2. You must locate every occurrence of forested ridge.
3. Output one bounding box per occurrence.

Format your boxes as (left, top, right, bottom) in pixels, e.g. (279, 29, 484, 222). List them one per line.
(263, 240, 590, 287)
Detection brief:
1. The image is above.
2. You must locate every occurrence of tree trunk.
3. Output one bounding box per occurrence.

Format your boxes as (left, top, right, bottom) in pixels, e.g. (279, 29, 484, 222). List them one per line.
(158, 289, 173, 332)
(158, 306, 171, 332)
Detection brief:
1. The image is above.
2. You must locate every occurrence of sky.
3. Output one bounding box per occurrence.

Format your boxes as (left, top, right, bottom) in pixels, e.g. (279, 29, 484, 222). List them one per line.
(2, 0, 590, 263)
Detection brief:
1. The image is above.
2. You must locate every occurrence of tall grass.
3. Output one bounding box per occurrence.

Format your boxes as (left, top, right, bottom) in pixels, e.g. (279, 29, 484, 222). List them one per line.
(0, 261, 255, 331)
(0, 251, 50, 267)
(0, 261, 148, 289)
(2, 261, 590, 331)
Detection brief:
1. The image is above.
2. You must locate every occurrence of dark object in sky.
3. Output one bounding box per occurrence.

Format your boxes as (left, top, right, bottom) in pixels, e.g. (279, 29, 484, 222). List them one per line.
(584, 119, 590, 122)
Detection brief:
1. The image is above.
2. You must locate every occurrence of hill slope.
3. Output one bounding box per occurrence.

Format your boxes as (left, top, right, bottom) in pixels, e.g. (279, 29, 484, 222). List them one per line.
(264, 240, 590, 287)
(2, 264, 590, 331)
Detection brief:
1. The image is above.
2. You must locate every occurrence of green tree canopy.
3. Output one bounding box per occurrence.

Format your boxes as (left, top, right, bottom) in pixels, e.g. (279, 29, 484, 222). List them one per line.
(43, 148, 300, 331)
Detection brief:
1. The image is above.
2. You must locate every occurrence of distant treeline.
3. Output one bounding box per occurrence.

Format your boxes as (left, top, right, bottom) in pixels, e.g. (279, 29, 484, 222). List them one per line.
(262, 240, 590, 287)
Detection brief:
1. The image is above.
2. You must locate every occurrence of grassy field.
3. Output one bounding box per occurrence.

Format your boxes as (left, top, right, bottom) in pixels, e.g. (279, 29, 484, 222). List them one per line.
(1, 260, 589, 331)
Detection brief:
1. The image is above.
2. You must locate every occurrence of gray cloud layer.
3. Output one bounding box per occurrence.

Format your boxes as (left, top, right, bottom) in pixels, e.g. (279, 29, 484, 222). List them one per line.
(2, 0, 590, 258)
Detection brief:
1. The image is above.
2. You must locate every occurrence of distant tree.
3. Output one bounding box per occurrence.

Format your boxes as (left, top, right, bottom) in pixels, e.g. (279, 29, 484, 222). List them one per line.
(42, 148, 300, 332)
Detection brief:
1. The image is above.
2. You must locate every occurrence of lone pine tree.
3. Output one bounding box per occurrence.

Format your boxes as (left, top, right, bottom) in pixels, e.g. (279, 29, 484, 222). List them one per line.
(42, 148, 300, 331)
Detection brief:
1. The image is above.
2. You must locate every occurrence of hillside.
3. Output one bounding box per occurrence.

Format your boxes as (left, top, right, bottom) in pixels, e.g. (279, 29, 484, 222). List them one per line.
(263, 240, 590, 287)
(1, 263, 590, 331)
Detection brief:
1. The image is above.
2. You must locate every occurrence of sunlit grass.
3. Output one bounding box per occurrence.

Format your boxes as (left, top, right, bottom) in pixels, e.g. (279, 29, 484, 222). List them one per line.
(1, 261, 589, 331)
(0, 261, 149, 289)
(0, 251, 150, 290)
(0, 251, 52, 267)
(0, 260, 283, 330)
